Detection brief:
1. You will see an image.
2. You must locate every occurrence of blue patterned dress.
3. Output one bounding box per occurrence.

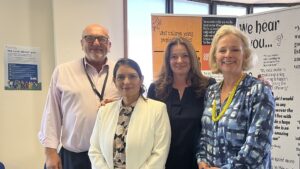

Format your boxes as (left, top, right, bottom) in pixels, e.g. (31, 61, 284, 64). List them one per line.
(196, 74, 275, 169)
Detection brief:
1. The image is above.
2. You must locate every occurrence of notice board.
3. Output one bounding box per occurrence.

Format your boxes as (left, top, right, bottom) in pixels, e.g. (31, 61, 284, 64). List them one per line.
(238, 6, 300, 169)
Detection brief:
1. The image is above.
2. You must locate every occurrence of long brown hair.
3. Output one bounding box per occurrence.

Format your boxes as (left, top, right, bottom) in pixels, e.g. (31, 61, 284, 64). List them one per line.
(154, 37, 209, 101)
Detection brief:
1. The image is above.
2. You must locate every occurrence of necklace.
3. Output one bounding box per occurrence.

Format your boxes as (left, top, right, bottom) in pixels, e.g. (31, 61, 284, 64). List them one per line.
(212, 73, 245, 122)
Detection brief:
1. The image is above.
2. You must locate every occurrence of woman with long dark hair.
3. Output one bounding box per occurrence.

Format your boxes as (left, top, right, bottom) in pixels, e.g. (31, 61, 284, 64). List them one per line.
(148, 37, 216, 169)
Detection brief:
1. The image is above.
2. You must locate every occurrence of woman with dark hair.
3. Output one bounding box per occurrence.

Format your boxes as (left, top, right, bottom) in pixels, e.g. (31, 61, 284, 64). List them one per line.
(89, 58, 171, 169)
(148, 37, 216, 169)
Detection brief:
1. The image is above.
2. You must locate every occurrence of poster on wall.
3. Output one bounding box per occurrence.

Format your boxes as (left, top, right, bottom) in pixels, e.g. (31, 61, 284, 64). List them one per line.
(151, 15, 236, 81)
(238, 6, 300, 169)
(4, 45, 41, 90)
(201, 17, 236, 81)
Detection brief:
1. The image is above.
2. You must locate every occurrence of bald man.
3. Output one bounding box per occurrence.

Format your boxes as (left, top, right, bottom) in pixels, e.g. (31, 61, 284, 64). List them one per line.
(39, 24, 120, 169)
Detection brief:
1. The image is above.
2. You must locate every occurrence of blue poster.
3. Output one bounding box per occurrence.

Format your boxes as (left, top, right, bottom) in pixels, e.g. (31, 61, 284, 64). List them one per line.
(4, 45, 41, 90)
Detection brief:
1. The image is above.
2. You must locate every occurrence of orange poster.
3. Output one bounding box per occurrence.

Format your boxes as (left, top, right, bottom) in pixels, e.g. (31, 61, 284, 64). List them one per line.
(152, 15, 202, 79)
(151, 15, 236, 80)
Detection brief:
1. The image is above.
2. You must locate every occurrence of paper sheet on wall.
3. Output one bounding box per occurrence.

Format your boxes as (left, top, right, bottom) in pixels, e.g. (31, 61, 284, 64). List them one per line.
(4, 45, 41, 90)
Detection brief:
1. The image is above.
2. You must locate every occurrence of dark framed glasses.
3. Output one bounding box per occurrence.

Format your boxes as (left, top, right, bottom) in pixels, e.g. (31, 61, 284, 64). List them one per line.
(83, 35, 109, 43)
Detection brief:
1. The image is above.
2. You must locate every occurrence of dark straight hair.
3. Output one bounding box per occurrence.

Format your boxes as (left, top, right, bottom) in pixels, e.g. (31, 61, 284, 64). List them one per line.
(113, 58, 146, 100)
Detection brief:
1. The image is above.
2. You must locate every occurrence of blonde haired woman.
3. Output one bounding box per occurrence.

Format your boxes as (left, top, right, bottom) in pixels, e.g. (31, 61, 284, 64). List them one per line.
(196, 25, 275, 169)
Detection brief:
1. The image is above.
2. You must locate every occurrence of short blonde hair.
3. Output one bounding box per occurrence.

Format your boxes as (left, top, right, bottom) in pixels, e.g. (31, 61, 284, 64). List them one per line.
(209, 25, 256, 73)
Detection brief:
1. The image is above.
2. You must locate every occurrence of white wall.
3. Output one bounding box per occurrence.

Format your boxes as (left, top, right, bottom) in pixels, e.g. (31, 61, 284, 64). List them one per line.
(0, 0, 54, 168)
(0, 0, 123, 168)
(52, 0, 124, 64)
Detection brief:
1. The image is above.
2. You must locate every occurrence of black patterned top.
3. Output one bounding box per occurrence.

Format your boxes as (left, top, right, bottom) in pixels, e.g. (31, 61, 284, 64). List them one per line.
(113, 102, 135, 169)
(196, 74, 275, 169)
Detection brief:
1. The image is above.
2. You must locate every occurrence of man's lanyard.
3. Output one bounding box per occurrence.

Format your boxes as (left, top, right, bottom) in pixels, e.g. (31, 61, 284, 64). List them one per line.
(82, 58, 109, 101)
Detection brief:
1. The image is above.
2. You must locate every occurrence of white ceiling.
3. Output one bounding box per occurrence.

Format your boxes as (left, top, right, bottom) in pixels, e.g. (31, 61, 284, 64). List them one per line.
(214, 0, 300, 4)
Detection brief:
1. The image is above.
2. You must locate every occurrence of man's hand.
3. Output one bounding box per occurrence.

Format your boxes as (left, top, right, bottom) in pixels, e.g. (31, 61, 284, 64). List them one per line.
(45, 147, 62, 169)
(198, 161, 210, 169)
(98, 98, 117, 108)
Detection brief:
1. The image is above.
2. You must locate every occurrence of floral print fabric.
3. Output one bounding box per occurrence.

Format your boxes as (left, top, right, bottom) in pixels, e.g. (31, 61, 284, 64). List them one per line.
(113, 105, 134, 169)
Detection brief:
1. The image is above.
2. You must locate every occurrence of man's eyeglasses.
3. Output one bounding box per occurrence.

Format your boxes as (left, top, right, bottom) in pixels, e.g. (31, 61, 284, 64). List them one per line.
(83, 35, 109, 43)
